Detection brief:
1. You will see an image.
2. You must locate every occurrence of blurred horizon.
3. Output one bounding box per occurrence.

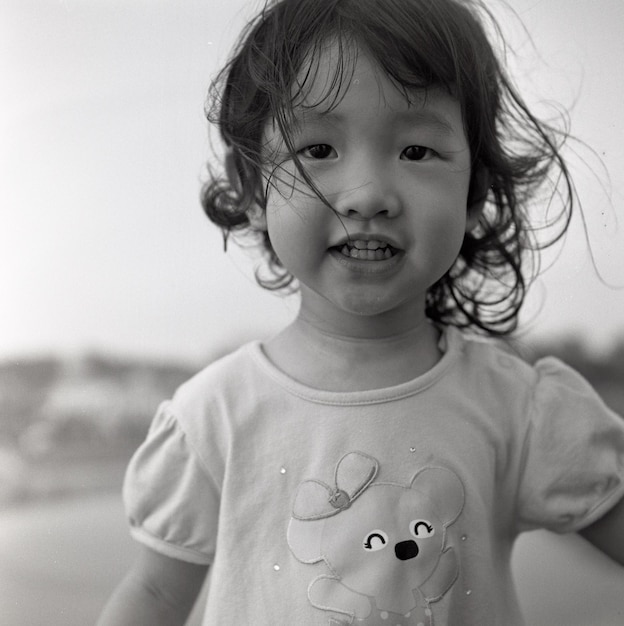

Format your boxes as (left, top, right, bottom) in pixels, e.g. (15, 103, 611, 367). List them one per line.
(2, 322, 624, 369)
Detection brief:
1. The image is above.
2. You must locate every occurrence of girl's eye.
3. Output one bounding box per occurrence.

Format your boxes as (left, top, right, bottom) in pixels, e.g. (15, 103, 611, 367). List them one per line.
(410, 519, 435, 538)
(401, 145, 433, 161)
(363, 529, 389, 552)
(300, 144, 336, 159)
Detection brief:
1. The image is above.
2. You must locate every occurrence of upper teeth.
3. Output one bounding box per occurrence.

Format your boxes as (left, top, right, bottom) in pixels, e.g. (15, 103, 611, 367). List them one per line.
(339, 241, 394, 260)
(349, 239, 389, 250)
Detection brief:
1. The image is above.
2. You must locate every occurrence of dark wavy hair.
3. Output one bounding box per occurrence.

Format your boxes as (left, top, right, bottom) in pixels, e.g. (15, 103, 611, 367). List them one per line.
(201, 0, 574, 336)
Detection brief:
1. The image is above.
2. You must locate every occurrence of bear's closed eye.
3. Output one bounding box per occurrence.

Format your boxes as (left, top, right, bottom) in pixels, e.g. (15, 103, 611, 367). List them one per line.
(363, 530, 388, 551)
(411, 520, 434, 538)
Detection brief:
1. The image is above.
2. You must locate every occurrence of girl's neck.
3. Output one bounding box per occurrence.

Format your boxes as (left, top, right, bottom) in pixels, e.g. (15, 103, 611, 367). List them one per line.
(263, 313, 443, 392)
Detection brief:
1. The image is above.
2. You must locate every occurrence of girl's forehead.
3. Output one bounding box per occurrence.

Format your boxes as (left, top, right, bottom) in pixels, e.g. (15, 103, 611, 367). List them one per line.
(262, 43, 466, 155)
(294, 40, 373, 109)
(291, 39, 453, 117)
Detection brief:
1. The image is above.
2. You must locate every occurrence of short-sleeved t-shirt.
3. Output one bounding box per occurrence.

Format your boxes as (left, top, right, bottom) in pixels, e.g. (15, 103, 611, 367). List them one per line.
(123, 326, 624, 625)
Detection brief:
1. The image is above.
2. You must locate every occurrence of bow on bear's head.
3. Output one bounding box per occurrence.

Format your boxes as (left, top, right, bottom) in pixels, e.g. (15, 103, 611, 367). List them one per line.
(292, 451, 379, 521)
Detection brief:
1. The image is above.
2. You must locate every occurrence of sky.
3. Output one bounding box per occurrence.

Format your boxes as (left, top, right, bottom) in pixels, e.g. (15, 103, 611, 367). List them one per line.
(2, 0, 624, 365)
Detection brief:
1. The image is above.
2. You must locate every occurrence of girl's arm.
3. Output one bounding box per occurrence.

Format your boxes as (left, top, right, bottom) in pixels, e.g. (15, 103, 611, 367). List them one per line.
(580, 495, 624, 566)
(97, 546, 208, 626)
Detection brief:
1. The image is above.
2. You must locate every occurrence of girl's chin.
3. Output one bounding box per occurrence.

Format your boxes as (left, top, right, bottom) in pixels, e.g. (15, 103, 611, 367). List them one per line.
(303, 288, 425, 326)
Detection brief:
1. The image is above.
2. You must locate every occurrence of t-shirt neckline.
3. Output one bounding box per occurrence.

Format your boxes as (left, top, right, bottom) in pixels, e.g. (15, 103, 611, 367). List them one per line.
(246, 325, 462, 406)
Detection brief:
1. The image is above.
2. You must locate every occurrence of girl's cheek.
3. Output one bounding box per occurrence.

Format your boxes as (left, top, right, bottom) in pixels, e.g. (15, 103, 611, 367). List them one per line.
(263, 164, 297, 201)
(269, 164, 334, 205)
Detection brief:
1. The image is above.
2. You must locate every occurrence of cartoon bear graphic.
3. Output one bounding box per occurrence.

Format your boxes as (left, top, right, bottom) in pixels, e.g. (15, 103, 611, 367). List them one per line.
(287, 452, 465, 625)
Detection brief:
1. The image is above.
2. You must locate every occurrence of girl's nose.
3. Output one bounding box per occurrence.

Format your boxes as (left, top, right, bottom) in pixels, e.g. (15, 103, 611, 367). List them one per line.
(332, 162, 402, 221)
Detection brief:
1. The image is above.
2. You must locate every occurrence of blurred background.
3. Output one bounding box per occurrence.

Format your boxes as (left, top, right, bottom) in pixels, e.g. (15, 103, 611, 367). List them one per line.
(1, 0, 624, 624)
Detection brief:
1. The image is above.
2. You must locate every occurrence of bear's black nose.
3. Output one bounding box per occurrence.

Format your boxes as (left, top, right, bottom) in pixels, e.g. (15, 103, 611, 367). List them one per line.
(395, 540, 419, 561)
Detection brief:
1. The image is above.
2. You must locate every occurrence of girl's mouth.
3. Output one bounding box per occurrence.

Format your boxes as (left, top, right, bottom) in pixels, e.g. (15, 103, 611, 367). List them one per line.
(333, 239, 398, 261)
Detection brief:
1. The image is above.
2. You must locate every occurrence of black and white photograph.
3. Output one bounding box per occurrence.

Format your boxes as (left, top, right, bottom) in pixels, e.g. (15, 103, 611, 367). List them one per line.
(2, 1, 624, 624)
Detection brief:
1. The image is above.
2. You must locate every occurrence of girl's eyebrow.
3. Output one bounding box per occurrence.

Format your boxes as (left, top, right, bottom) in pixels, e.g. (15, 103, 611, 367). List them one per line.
(291, 107, 457, 136)
(393, 109, 457, 136)
(290, 109, 342, 127)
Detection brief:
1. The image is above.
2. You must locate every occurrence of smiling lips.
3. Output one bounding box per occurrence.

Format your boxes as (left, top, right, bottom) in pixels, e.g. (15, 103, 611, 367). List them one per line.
(334, 239, 398, 261)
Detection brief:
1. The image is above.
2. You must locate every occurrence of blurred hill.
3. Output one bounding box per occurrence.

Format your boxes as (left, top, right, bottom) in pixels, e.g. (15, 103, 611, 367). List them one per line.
(0, 353, 196, 505)
(1, 336, 623, 506)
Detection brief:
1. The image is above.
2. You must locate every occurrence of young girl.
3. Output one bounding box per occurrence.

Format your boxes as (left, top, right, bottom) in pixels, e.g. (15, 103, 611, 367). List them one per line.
(99, 0, 624, 624)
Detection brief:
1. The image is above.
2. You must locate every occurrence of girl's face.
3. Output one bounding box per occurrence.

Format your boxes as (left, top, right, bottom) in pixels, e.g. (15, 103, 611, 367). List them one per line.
(260, 42, 474, 334)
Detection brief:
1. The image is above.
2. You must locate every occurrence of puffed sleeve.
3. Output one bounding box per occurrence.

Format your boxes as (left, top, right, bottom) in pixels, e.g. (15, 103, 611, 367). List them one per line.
(122, 402, 220, 564)
(516, 357, 624, 533)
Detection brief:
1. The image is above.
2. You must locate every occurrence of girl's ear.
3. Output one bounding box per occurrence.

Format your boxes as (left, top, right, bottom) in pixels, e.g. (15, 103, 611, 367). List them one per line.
(225, 148, 242, 194)
(247, 204, 267, 231)
(225, 148, 268, 231)
(466, 165, 490, 231)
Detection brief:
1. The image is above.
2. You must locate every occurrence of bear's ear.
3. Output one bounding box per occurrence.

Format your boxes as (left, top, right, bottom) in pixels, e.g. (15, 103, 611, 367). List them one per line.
(410, 467, 465, 526)
(287, 518, 325, 564)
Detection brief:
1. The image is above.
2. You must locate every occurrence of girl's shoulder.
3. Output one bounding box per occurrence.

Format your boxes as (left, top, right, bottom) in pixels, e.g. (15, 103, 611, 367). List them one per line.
(174, 340, 262, 397)
(454, 327, 603, 407)
(451, 327, 537, 384)
(459, 328, 620, 431)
